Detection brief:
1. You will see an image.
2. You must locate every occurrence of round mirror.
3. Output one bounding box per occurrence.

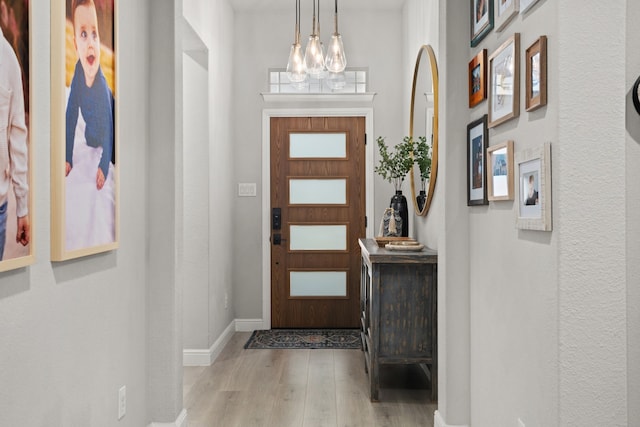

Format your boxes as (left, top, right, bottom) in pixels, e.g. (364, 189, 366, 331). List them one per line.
(409, 45, 439, 216)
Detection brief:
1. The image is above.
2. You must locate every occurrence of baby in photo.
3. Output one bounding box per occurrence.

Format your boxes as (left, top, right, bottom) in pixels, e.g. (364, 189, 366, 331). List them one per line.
(65, 0, 115, 251)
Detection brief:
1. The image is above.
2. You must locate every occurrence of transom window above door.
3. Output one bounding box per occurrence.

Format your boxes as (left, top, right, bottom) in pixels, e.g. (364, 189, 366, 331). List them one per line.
(268, 68, 368, 94)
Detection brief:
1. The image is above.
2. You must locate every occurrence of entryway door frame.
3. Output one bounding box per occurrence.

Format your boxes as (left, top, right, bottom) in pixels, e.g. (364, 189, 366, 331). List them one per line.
(261, 107, 375, 330)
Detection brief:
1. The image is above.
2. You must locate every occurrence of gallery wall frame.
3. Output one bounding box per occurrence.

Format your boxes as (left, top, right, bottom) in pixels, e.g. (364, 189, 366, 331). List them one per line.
(470, 0, 494, 47)
(488, 33, 520, 128)
(51, 0, 119, 261)
(495, 0, 519, 33)
(525, 35, 548, 111)
(633, 75, 640, 115)
(515, 142, 552, 231)
(520, 0, 541, 14)
(0, 0, 35, 273)
(467, 115, 489, 206)
(487, 140, 514, 201)
(469, 49, 487, 108)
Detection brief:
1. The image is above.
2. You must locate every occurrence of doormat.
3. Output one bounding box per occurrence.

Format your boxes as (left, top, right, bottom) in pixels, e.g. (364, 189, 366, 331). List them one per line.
(244, 329, 362, 350)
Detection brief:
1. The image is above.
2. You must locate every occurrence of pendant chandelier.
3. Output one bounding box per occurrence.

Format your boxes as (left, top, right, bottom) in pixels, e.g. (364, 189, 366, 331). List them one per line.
(286, 0, 347, 84)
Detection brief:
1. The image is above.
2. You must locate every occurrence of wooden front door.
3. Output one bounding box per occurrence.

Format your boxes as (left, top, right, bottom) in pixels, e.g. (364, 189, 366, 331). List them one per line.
(270, 117, 366, 328)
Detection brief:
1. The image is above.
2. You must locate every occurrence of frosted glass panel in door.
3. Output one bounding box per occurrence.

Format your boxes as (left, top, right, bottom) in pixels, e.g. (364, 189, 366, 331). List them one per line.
(290, 271, 347, 297)
(289, 179, 347, 205)
(289, 225, 347, 251)
(289, 133, 347, 158)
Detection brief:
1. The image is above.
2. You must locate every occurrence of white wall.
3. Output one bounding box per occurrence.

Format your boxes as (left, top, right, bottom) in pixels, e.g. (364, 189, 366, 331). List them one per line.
(557, 1, 627, 425)
(147, 0, 184, 422)
(433, 1, 633, 426)
(465, 2, 559, 426)
(206, 0, 236, 347)
(627, 4, 640, 426)
(403, 0, 442, 249)
(181, 0, 236, 353)
(231, 6, 405, 320)
(182, 48, 210, 349)
(0, 1, 150, 426)
(436, 1, 472, 424)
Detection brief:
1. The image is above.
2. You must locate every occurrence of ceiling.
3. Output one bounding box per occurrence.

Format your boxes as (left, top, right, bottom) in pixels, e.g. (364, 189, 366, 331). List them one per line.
(229, 0, 406, 12)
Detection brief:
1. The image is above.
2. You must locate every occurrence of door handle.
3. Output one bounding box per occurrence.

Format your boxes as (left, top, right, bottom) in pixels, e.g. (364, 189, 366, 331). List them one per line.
(273, 234, 282, 245)
(272, 208, 282, 230)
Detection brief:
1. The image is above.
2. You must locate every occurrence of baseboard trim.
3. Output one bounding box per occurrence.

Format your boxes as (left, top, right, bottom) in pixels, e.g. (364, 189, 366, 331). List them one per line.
(183, 321, 236, 366)
(148, 409, 187, 427)
(434, 410, 469, 427)
(235, 318, 265, 332)
(183, 319, 267, 366)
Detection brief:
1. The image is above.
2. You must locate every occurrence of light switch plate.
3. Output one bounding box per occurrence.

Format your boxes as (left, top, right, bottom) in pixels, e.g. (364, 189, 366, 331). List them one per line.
(238, 183, 257, 197)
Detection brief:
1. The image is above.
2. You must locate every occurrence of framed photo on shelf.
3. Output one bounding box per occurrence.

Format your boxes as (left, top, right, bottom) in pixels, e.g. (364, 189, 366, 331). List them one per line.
(487, 140, 514, 201)
(488, 33, 520, 128)
(520, 0, 541, 14)
(467, 115, 489, 206)
(471, 0, 493, 47)
(525, 35, 547, 111)
(515, 142, 552, 231)
(0, 0, 34, 273)
(495, 0, 519, 32)
(51, 0, 119, 261)
(469, 49, 487, 108)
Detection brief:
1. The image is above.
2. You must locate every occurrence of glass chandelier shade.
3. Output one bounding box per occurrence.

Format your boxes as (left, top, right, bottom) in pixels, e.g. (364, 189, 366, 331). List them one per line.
(325, 0, 346, 73)
(304, 0, 326, 77)
(325, 33, 346, 73)
(304, 35, 325, 76)
(287, 42, 307, 83)
(286, 0, 307, 83)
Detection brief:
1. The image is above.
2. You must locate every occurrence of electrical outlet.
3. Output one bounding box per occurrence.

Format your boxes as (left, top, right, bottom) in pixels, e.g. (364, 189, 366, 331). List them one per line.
(517, 418, 525, 427)
(224, 292, 228, 309)
(118, 386, 126, 420)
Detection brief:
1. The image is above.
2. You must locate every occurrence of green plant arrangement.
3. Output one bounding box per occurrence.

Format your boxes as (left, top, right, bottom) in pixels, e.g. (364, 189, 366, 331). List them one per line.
(413, 136, 431, 191)
(374, 136, 415, 191)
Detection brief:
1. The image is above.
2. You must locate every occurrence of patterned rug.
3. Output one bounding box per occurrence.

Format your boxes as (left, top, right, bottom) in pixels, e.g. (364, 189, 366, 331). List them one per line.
(244, 329, 362, 350)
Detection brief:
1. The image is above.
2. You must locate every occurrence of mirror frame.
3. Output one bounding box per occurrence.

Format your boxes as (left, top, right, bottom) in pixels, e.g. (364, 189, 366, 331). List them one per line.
(409, 45, 439, 216)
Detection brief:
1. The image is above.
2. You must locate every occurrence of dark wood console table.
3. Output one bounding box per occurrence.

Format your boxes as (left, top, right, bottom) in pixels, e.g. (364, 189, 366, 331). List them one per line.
(358, 238, 437, 401)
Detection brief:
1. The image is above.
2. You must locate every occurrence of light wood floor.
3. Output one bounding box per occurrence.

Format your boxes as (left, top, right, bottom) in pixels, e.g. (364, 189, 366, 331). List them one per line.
(183, 332, 437, 427)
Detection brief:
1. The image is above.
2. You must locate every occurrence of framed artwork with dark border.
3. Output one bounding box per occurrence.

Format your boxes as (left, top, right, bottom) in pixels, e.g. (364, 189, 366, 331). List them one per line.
(469, 49, 487, 108)
(495, 0, 519, 32)
(487, 140, 514, 201)
(525, 35, 547, 111)
(488, 33, 520, 128)
(0, 0, 34, 272)
(51, 0, 119, 261)
(467, 115, 488, 206)
(634, 75, 640, 115)
(471, 0, 493, 47)
(515, 142, 552, 231)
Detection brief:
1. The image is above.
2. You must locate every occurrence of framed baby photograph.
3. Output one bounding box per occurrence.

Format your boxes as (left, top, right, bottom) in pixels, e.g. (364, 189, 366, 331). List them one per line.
(487, 140, 514, 201)
(51, 0, 118, 261)
(515, 142, 552, 231)
(495, 0, 519, 32)
(467, 115, 489, 206)
(525, 36, 547, 111)
(488, 33, 520, 128)
(0, 0, 34, 272)
(470, 0, 493, 47)
(468, 49, 487, 108)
